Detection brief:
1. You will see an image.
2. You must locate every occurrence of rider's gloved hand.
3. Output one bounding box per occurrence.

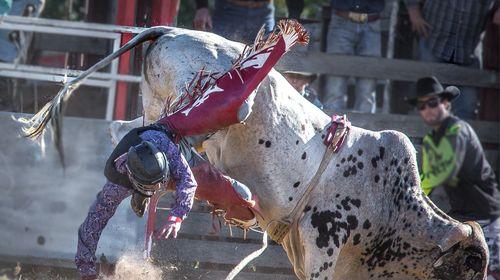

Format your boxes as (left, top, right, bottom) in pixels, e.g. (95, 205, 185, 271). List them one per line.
(155, 215, 182, 239)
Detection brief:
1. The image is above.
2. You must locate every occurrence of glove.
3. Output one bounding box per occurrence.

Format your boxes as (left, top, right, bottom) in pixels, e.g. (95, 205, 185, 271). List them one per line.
(155, 215, 182, 239)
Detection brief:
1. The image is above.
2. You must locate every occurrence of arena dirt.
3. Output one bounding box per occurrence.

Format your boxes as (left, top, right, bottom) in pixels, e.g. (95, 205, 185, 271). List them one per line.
(0, 253, 177, 280)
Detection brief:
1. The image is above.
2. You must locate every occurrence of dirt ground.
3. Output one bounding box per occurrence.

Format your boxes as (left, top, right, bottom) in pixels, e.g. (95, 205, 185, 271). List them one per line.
(0, 261, 77, 280)
(0, 254, 174, 280)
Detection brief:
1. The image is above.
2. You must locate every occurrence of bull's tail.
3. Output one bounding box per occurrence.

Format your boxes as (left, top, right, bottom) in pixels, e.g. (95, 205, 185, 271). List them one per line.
(18, 26, 172, 165)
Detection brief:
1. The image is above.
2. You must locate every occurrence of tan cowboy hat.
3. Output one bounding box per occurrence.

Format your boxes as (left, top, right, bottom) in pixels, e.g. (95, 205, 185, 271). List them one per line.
(282, 70, 317, 83)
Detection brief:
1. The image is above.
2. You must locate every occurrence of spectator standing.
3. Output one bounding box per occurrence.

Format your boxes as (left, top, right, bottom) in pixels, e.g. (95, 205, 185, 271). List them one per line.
(0, 0, 44, 62)
(323, 0, 385, 113)
(0, 0, 43, 112)
(406, 0, 500, 120)
(283, 70, 323, 109)
(480, 1, 500, 122)
(286, 0, 304, 19)
(193, 0, 275, 44)
(0, 0, 11, 15)
(408, 76, 500, 275)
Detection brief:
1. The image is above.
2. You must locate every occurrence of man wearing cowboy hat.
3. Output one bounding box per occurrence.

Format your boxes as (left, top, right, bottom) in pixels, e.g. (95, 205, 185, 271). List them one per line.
(282, 70, 323, 109)
(409, 76, 500, 275)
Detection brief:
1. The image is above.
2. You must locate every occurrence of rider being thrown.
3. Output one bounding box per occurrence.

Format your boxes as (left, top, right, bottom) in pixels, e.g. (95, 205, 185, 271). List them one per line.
(74, 20, 309, 280)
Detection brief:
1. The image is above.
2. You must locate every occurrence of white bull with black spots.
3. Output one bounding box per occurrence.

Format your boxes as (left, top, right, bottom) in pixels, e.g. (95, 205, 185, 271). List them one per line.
(107, 27, 490, 279)
(30, 26, 489, 279)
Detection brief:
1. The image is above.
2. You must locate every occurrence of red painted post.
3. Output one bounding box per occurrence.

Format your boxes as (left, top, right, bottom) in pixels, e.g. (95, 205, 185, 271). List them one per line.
(145, 190, 167, 259)
(114, 0, 137, 120)
(150, 0, 180, 26)
(143, 1, 180, 256)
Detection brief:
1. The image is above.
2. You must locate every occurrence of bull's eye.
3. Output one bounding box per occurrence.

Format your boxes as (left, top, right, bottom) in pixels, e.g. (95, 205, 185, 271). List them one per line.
(464, 255, 482, 273)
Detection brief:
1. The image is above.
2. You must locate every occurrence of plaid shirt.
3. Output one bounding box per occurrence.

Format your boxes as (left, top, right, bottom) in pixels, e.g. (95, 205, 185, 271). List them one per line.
(406, 0, 496, 65)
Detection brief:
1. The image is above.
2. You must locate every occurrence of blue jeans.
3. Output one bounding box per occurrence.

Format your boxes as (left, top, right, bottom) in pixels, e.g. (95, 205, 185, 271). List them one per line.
(212, 0, 274, 44)
(0, 0, 44, 62)
(323, 13, 381, 113)
(419, 39, 479, 120)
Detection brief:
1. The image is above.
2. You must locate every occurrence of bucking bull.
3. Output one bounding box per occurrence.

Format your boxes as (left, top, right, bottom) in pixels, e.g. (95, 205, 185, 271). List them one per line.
(20, 21, 488, 279)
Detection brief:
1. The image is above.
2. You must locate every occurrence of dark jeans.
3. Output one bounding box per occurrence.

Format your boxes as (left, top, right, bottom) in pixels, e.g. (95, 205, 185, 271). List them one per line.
(212, 0, 274, 44)
(0, 0, 44, 62)
(323, 13, 381, 113)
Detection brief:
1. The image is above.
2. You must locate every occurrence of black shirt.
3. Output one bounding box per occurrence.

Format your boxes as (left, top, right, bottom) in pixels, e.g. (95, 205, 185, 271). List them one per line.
(196, 0, 270, 9)
(331, 0, 386, 14)
(423, 116, 500, 220)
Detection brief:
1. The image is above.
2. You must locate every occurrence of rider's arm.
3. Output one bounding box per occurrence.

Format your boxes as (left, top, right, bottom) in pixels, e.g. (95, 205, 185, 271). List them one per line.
(75, 181, 133, 278)
(139, 130, 197, 220)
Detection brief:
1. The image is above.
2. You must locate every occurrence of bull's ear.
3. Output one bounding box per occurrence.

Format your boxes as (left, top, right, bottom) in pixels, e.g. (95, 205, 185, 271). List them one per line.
(437, 223, 472, 252)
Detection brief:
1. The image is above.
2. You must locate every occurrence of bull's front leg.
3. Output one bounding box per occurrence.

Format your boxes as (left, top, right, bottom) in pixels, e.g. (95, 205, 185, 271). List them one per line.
(299, 208, 340, 280)
(294, 193, 369, 280)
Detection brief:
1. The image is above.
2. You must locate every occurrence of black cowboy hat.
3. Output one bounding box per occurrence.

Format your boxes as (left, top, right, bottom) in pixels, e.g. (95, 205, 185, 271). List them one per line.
(282, 70, 317, 83)
(407, 76, 460, 105)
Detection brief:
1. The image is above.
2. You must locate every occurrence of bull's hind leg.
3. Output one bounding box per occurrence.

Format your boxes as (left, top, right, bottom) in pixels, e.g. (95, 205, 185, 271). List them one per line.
(140, 78, 166, 123)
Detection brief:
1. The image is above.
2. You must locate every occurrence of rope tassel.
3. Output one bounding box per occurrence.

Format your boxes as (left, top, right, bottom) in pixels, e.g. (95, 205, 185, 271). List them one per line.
(232, 19, 309, 70)
(164, 19, 310, 118)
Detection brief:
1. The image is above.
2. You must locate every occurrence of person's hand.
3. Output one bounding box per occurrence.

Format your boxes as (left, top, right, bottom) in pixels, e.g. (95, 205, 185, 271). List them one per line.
(193, 8, 212, 31)
(493, 8, 500, 26)
(407, 6, 431, 37)
(155, 215, 182, 239)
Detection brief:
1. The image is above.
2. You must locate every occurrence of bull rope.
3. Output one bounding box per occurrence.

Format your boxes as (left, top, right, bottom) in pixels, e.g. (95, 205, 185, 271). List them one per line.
(225, 116, 350, 280)
(224, 231, 268, 280)
(223, 144, 336, 280)
(267, 115, 350, 244)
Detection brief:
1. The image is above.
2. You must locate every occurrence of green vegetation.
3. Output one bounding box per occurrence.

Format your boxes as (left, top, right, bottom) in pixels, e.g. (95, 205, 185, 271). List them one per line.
(41, 0, 86, 20)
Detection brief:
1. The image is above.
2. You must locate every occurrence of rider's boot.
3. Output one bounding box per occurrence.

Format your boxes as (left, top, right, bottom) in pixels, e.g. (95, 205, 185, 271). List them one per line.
(191, 162, 258, 227)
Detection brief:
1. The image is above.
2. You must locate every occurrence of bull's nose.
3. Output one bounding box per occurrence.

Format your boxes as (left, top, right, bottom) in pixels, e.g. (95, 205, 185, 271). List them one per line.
(433, 221, 488, 280)
(437, 223, 472, 252)
(465, 252, 484, 273)
(433, 246, 487, 280)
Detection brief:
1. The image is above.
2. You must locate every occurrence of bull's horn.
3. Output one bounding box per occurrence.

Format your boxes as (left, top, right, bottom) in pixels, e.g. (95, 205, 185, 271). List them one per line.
(437, 223, 473, 252)
(433, 254, 446, 267)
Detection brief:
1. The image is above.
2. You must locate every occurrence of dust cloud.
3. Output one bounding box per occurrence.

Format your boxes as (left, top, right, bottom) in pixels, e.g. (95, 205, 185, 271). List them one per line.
(101, 253, 164, 280)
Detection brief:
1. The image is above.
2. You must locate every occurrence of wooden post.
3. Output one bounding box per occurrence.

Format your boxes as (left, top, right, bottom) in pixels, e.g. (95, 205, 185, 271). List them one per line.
(381, 1, 399, 113)
(318, 4, 332, 101)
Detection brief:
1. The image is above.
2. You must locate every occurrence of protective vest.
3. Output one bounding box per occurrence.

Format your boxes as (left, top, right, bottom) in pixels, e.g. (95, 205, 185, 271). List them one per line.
(420, 123, 460, 195)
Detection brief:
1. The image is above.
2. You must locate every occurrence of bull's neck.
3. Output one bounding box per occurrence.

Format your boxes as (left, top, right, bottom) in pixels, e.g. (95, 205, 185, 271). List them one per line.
(229, 73, 332, 223)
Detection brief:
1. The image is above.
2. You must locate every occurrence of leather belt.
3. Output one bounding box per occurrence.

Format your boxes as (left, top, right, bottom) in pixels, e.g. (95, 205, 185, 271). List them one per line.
(334, 10, 380, 23)
(227, 0, 271, 9)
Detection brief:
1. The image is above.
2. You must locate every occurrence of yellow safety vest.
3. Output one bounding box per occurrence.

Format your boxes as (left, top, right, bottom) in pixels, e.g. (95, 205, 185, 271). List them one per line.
(420, 124, 460, 195)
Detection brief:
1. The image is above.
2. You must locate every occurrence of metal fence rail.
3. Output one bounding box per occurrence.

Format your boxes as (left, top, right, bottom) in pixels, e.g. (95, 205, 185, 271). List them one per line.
(277, 52, 500, 90)
(1, 15, 498, 121)
(0, 15, 146, 120)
